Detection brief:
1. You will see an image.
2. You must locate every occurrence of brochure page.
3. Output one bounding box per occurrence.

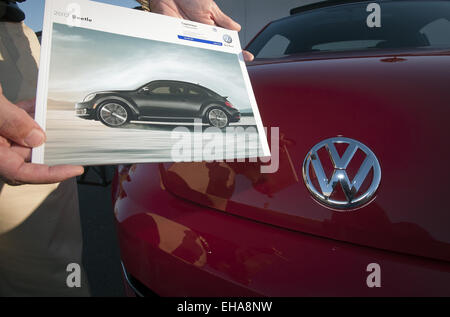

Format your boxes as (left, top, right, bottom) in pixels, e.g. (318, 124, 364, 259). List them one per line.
(32, 0, 270, 166)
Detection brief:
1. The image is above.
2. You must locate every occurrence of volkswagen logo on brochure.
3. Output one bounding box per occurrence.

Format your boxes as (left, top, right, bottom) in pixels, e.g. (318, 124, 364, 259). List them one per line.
(302, 137, 381, 211)
(223, 34, 233, 44)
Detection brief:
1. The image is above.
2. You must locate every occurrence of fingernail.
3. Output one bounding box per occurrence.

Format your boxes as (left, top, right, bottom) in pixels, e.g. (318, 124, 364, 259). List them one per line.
(24, 129, 45, 147)
(76, 166, 85, 175)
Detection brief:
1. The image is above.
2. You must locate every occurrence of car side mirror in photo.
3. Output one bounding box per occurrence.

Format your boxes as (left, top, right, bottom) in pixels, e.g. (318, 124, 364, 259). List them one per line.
(138, 87, 150, 94)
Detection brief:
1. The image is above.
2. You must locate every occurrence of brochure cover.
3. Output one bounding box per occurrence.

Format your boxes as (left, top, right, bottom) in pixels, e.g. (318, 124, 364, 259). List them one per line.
(32, 0, 270, 166)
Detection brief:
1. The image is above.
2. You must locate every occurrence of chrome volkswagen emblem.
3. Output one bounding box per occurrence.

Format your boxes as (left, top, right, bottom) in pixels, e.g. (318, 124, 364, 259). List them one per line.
(302, 137, 381, 210)
(223, 34, 233, 44)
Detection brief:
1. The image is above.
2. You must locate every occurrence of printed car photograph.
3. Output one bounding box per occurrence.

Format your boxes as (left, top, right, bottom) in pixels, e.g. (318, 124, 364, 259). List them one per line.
(113, 0, 450, 297)
(75, 80, 241, 128)
(41, 21, 266, 166)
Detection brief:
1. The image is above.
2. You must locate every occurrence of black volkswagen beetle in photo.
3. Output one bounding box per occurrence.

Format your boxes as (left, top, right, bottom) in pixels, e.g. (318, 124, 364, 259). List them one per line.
(75, 80, 241, 128)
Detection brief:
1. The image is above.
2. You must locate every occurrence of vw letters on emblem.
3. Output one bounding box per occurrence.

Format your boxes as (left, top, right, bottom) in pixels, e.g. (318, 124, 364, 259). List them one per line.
(302, 137, 381, 210)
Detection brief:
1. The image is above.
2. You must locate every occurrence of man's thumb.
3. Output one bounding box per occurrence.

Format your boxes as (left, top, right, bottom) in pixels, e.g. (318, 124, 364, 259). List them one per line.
(212, 5, 241, 31)
(0, 89, 45, 148)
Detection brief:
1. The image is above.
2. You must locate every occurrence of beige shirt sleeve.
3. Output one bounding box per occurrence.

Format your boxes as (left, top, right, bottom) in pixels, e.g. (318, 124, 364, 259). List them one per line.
(0, 22, 89, 296)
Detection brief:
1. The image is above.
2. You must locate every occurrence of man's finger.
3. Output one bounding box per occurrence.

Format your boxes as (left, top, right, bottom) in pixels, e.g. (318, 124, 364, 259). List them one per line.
(243, 50, 254, 62)
(0, 93, 45, 147)
(13, 163, 84, 184)
(150, 1, 181, 18)
(10, 144, 32, 161)
(16, 98, 36, 116)
(0, 135, 11, 147)
(212, 4, 241, 31)
(0, 145, 83, 184)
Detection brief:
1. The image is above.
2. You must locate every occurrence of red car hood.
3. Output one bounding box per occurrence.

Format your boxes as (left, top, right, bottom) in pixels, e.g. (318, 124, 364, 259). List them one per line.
(160, 50, 450, 263)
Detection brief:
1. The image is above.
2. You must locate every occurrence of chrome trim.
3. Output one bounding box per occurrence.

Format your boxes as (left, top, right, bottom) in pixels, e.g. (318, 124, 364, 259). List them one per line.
(138, 116, 196, 120)
(302, 137, 381, 210)
(120, 262, 144, 297)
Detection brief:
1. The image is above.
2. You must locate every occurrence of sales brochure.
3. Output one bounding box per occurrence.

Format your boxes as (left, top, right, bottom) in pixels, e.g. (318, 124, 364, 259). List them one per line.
(33, 0, 270, 166)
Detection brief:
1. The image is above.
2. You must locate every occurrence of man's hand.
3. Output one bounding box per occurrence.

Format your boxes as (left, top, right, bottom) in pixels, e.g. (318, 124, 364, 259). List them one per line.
(150, 0, 254, 62)
(0, 85, 84, 185)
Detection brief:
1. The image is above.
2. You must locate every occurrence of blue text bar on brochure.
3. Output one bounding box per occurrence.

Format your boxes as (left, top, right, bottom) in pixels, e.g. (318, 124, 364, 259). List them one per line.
(177, 35, 223, 46)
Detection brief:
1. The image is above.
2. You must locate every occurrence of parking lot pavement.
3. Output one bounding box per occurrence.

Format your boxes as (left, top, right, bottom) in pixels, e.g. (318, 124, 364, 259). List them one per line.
(77, 166, 125, 297)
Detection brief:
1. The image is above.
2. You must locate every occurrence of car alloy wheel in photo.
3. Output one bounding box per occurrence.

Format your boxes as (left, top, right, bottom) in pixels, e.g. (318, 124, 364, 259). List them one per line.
(98, 102, 130, 127)
(207, 108, 229, 128)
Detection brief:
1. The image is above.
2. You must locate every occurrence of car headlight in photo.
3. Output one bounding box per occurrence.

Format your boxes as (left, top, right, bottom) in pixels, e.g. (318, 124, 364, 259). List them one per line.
(83, 93, 97, 102)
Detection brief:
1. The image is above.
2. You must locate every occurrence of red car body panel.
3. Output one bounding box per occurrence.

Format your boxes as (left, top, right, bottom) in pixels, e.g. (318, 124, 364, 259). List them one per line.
(113, 49, 450, 296)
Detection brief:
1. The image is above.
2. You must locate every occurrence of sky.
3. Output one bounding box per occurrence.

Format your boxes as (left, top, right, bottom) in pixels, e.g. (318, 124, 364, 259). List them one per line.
(20, 0, 138, 31)
(48, 23, 252, 111)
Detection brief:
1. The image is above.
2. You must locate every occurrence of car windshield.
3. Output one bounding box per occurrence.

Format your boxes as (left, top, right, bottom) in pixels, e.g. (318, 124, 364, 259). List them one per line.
(246, 1, 450, 59)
